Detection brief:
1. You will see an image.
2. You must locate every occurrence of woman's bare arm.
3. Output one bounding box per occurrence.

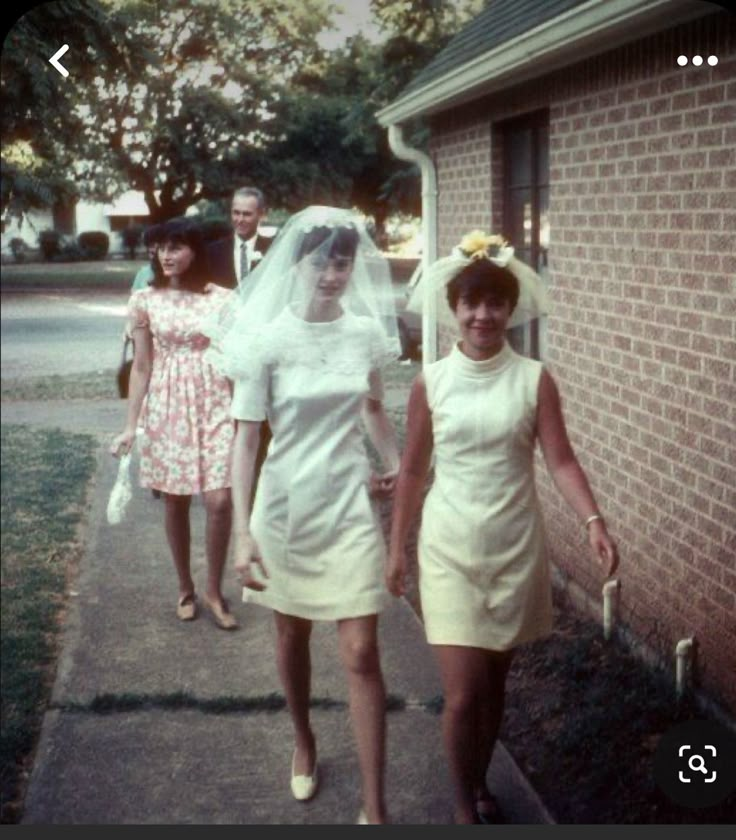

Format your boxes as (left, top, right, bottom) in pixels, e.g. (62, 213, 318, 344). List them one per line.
(537, 369, 619, 576)
(231, 419, 269, 590)
(386, 374, 434, 596)
(111, 326, 153, 456)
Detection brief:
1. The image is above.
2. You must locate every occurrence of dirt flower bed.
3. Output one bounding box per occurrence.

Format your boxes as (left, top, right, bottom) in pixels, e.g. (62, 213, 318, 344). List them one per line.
(374, 493, 734, 825)
(501, 594, 735, 824)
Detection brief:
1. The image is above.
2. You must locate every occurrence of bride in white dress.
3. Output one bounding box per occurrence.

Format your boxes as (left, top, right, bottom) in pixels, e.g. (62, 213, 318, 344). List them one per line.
(217, 207, 400, 824)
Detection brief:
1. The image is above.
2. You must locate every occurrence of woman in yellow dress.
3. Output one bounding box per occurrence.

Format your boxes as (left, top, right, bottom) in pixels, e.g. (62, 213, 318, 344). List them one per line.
(388, 233, 618, 824)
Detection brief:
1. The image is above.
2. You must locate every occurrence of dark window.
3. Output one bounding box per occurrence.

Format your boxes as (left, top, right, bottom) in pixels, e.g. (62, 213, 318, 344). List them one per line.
(502, 112, 549, 359)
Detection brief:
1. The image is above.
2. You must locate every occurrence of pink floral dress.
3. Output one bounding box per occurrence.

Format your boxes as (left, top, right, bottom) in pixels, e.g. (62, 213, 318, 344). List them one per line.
(128, 284, 235, 495)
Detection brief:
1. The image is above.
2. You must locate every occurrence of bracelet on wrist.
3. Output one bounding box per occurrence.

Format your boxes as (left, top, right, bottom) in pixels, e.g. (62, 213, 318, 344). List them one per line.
(584, 513, 604, 529)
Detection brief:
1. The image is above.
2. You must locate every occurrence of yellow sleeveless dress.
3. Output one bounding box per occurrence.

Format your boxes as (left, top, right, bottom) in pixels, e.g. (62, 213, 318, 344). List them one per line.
(419, 341, 553, 650)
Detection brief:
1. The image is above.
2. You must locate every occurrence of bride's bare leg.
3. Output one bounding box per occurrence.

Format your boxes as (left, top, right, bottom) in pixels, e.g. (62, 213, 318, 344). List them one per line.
(203, 487, 232, 608)
(275, 611, 316, 775)
(337, 614, 387, 824)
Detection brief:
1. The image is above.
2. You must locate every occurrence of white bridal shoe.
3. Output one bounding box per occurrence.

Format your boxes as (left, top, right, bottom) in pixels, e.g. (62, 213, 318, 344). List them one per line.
(290, 749, 319, 801)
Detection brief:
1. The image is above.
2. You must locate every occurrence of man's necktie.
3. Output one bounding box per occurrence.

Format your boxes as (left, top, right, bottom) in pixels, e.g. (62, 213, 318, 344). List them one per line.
(239, 242, 248, 282)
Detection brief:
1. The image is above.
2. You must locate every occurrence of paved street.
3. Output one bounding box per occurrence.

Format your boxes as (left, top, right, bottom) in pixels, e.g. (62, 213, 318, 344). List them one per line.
(1, 291, 127, 379)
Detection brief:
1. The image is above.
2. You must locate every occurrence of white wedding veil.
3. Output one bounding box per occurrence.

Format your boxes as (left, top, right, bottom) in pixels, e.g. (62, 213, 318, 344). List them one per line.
(407, 232, 549, 331)
(205, 206, 400, 378)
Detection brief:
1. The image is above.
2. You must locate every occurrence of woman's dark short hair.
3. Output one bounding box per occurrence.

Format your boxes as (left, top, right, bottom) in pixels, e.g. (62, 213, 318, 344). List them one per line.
(296, 225, 359, 263)
(446, 259, 519, 313)
(151, 218, 209, 291)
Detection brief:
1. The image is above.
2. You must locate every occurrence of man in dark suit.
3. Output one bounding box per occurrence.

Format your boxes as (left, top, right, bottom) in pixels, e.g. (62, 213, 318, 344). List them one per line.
(207, 187, 272, 290)
(208, 186, 273, 501)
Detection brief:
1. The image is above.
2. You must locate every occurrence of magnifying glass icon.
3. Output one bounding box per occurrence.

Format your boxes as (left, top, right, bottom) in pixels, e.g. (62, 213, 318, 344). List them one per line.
(688, 754, 707, 774)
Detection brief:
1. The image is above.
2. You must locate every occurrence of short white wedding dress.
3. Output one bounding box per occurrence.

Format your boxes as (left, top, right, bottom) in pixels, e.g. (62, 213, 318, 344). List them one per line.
(231, 305, 391, 620)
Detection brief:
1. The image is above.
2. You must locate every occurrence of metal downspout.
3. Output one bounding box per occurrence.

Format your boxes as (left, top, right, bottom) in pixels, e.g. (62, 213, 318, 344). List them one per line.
(386, 124, 438, 364)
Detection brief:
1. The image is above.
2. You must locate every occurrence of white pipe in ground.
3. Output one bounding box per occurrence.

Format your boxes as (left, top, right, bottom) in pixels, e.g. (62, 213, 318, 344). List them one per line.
(676, 637, 695, 698)
(602, 579, 620, 640)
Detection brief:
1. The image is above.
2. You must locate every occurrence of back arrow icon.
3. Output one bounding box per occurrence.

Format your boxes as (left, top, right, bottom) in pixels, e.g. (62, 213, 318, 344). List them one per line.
(49, 45, 70, 77)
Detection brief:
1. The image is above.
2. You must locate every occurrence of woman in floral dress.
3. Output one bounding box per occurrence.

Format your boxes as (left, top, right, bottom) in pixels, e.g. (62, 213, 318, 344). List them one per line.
(111, 218, 237, 629)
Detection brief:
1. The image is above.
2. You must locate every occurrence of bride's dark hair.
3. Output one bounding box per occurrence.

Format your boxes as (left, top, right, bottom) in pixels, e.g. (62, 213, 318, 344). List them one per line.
(296, 225, 359, 263)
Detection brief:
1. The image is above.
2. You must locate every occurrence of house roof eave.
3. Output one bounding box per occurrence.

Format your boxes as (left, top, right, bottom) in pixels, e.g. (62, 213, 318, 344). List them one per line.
(377, 0, 715, 126)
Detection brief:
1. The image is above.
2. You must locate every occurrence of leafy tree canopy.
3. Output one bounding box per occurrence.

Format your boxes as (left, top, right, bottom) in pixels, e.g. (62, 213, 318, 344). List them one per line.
(2, 0, 333, 222)
(2, 0, 483, 229)
(253, 0, 484, 238)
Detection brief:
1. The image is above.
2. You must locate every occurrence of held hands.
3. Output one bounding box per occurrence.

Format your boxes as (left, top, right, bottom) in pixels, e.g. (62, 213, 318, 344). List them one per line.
(588, 520, 619, 577)
(110, 428, 136, 458)
(385, 551, 407, 598)
(369, 468, 398, 499)
(234, 533, 269, 592)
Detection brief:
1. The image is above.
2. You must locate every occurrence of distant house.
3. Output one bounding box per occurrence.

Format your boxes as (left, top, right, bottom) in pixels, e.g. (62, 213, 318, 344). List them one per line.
(1, 190, 150, 257)
(379, 0, 736, 713)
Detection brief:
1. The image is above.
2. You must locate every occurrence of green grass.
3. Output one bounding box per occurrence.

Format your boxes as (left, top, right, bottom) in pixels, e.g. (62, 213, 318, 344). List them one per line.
(1, 371, 117, 402)
(0, 425, 97, 823)
(0, 361, 419, 406)
(54, 691, 414, 715)
(0, 260, 142, 290)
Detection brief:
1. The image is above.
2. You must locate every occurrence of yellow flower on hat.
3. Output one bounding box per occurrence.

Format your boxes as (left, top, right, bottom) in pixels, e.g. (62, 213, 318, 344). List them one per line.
(458, 230, 509, 261)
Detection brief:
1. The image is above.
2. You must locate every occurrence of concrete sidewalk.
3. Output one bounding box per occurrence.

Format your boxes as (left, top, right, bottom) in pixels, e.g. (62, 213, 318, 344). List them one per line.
(5, 399, 553, 824)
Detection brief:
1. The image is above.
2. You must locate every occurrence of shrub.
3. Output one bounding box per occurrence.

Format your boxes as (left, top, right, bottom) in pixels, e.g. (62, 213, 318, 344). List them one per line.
(9, 238, 27, 263)
(77, 231, 110, 260)
(38, 230, 62, 261)
(53, 239, 87, 262)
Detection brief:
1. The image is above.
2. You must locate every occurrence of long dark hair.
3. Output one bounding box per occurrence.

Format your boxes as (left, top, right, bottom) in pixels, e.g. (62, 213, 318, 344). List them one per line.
(151, 218, 210, 292)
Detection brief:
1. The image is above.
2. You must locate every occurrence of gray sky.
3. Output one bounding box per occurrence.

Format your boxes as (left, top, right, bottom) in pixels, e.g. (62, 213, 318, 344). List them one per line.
(318, 0, 382, 48)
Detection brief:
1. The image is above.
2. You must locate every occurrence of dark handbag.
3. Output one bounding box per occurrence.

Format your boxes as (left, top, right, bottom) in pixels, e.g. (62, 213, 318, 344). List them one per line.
(117, 337, 133, 399)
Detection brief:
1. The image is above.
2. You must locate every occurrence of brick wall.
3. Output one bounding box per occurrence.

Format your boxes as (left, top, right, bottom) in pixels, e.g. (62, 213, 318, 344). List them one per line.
(428, 12, 736, 711)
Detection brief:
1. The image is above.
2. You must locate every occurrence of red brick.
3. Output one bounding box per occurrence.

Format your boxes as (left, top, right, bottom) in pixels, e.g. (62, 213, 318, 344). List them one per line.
(697, 127, 726, 147)
(694, 171, 723, 189)
(659, 113, 684, 133)
(701, 357, 732, 380)
(708, 233, 736, 252)
(710, 104, 736, 124)
(635, 156, 658, 174)
(672, 91, 696, 110)
(701, 398, 730, 423)
(710, 192, 736, 211)
(697, 85, 726, 105)
(669, 173, 695, 191)
(660, 74, 684, 94)
(709, 148, 736, 167)
(628, 102, 648, 120)
(682, 151, 707, 169)
(718, 295, 736, 316)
